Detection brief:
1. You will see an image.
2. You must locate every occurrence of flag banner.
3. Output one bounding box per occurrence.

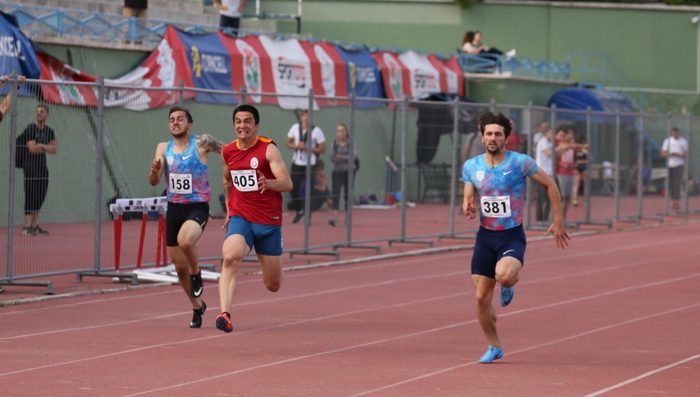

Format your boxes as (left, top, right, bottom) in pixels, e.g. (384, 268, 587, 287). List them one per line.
(335, 46, 383, 109)
(0, 11, 40, 96)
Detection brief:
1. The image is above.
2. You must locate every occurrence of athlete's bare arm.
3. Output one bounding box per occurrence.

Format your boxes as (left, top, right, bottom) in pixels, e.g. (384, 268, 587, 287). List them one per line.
(258, 144, 292, 194)
(531, 168, 570, 248)
(221, 160, 233, 228)
(149, 142, 167, 186)
(462, 183, 477, 221)
(197, 134, 224, 154)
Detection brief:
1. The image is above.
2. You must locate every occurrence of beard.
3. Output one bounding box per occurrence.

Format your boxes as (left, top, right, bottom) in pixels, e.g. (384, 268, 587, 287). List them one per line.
(171, 128, 189, 139)
(486, 142, 505, 155)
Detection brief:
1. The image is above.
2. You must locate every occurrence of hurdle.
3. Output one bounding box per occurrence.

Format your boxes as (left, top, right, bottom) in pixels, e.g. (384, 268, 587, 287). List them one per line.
(109, 197, 219, 284)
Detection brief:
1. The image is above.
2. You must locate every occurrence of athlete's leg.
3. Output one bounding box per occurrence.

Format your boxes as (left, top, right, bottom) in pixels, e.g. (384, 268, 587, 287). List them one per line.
(495, 256, 522, 288)
(220, 234, 251, 315)
(167, 245, 204, 309)
(257, 254, 283, 292)
(472, 274, 500, 348)
(177, 220, 204, 275)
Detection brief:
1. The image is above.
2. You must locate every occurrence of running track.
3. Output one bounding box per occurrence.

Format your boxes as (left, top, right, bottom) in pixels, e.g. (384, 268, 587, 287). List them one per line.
(1, 223, 699, 396)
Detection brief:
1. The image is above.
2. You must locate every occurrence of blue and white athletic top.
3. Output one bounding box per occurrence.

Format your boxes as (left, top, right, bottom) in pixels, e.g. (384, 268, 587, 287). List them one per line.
(165, 135, 210, 204)
(462, 151, 539, 231)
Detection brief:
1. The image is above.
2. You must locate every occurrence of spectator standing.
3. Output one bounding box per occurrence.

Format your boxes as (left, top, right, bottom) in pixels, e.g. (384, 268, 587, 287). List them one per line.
(123, 0, 147, 18)
(328, 123, 356, 227)
(572, 131, 589, 207)
(212, 0, 247, 36)
(286, 110, 326, 224)
(555, 127, 576, 220)
(18, 105, 56, 236)
(534, 125, 553, 221)
(661, 127, 688, 210)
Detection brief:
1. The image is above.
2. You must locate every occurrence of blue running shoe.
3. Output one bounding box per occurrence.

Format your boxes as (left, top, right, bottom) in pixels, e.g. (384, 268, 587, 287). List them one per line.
(216, 312, 233, 333)
(500, 285, 514, 307)
(478, 345, 503, 363)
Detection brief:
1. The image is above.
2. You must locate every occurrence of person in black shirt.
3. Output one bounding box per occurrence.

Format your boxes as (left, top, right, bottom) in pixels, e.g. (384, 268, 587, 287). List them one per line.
(18, 105, 57, 236)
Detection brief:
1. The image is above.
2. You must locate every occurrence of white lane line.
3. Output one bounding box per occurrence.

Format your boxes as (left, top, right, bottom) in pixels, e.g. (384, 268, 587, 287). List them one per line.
(583, 354, 700, 397)
(348, 303, 700, 397)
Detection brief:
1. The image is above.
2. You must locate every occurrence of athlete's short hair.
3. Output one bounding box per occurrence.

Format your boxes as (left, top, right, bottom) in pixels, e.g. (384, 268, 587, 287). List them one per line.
(479, 111, 511, 138)
(169, 106, 193, 124)
(233, 104, 260, 125)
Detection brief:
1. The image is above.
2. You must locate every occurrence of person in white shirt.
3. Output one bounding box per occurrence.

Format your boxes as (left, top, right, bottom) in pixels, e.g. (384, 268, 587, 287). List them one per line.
(534, 125, 553, 221)
(212, 0, 247, 36)
(661, 127, 689, 210)
(285, 110, 326, 224)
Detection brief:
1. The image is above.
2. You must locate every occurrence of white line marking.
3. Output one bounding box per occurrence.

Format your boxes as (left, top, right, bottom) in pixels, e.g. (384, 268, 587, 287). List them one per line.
(583, 354, 700, 397)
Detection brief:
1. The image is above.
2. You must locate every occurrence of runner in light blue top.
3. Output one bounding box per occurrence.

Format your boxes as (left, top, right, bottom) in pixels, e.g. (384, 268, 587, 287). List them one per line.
(462, 112, 570, 364)
(165, 134, 211, 204)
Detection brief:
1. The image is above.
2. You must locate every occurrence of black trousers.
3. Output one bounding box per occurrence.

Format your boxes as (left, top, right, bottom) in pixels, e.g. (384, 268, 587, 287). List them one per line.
(668, 165, 684, 201)
(290, 163, 309, 212)
(23, 171, 49, 214)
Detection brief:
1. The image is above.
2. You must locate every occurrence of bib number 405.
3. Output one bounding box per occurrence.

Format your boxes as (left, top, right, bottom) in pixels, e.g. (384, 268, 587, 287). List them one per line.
(231, 170, 259, 192)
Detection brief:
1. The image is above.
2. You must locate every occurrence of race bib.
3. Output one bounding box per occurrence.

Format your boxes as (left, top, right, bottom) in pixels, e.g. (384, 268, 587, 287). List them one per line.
(480, 195, 512, 218)
(169, 173, 192, 194)
(231, 169, 259, 192)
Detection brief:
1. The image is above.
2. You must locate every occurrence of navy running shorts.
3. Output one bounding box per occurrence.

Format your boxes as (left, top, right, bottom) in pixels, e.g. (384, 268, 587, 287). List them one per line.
(471, 224, 526, 279)
(226, 215, 283, 256)
(165, 201, 209, 247)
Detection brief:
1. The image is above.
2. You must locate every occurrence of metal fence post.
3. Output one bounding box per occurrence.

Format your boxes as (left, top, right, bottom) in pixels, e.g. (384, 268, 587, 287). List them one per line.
(178, 80, 185, 106)
(585, 106, 592, 223)
(664, 113, 672, 214)
(525, 101, 533, 229)
(94, 77, 106, 272)
(449, 96, 460, 235)
(240, 85, 247, 105)
(636, 112, 644, 218)
(346, 92, 356, 241)
(614, 110, 621, 220)
(684, 114, 692, 213)
(5, 72, 19, 281)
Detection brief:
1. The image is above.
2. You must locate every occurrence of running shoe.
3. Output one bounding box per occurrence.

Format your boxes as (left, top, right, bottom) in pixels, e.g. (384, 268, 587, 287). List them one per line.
(328, 218, 338, 227)
(216, 312, 233, 333)
(21, 227, 35, 236)
(500, 285, 514, 307)
(292, 210, 304, 224)
(190, 270, 203, 298)
(189, 301, 206, 328)
(33, 226, 49, 235)
(572, 199, 579, 207)
(478, 345, 503, 363)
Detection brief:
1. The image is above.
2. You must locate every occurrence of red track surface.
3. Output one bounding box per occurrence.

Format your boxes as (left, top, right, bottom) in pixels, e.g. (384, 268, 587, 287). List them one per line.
(1, 222, 699, 396)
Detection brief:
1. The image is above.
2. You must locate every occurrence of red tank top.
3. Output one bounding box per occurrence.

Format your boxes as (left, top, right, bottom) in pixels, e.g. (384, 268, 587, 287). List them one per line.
(223, 136, 283, 225)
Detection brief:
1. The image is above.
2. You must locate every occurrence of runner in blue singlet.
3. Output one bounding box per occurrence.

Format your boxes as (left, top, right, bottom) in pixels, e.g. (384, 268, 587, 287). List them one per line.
(462, 111, 570, 363)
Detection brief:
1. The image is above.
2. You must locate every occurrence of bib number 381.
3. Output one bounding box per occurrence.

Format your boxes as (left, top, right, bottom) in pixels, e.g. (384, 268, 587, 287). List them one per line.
(169, 173, 192, 194)
(231, 169, 259, 192)
(480, 195, 512, 218)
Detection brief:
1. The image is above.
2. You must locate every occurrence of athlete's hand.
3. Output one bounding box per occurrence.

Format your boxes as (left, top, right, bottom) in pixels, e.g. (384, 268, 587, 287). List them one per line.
(257, 170, 269, 194)
(150, 158, 162, 174)
(222, 214, 230, 230)
(545, 220, 570, 249)
(462, 197, 477, 220)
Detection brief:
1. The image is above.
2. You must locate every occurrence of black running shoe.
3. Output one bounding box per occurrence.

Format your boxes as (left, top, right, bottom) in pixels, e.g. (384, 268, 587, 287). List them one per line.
(190, 270, 203, 298)
(189, 301, 206, 328)
(33, 226, 49, 235)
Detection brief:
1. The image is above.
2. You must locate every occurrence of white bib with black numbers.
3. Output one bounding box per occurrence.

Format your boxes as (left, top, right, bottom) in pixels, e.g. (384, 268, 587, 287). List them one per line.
(231, 169, 259, 192)
(169, 173, 192, 194)
(480, 195, 512, 218)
